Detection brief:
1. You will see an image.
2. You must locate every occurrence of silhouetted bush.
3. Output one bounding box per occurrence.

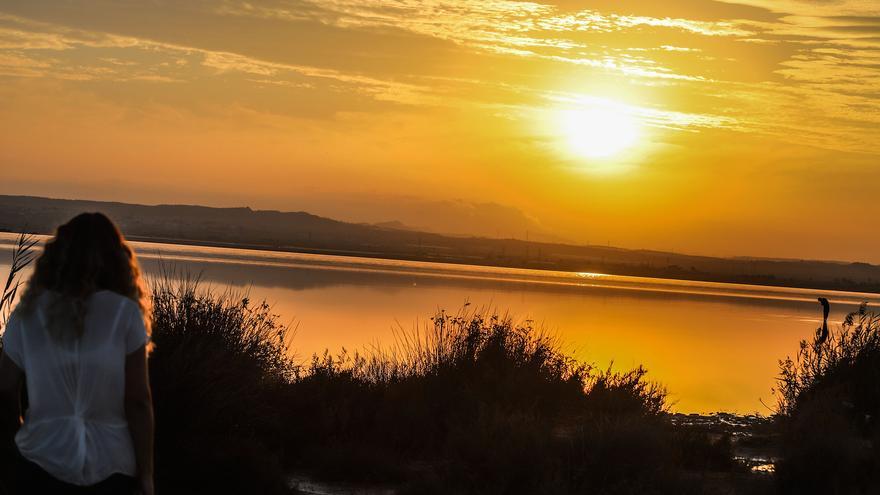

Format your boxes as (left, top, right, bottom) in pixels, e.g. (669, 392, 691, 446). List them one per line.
(776, 303, 880, 494)
(148, 276, 296, 495)
(280, 308, 738, 494)
(138, 279, 740, 494)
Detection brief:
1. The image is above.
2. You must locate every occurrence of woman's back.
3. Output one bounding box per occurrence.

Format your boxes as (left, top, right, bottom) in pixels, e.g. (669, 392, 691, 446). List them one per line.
(3, 290, 148, 485)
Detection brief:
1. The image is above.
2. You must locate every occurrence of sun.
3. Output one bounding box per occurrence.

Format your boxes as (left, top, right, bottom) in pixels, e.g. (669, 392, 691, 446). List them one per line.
(560, 106, 640, 159)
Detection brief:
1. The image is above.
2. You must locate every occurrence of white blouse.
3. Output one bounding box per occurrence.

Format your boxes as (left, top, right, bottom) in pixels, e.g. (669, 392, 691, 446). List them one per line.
(2, 290, 148, 486)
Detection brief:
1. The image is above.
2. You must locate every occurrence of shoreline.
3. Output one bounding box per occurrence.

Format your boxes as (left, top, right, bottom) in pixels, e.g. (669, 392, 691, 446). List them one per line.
(124, 236, 880, 297)
(68, 234, 880, 297)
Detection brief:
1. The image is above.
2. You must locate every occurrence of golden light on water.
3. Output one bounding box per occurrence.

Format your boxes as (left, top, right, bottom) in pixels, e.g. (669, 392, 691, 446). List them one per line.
(560, 105, 641, 160)
(576, 272, 606, 279)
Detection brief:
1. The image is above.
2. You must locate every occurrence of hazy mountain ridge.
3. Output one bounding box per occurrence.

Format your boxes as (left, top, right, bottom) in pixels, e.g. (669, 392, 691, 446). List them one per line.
(291, 196, 565, 243)
(1, 194, 879, 293)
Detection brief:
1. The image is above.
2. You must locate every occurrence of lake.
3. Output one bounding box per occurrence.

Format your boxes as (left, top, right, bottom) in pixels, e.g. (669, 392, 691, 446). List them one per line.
(3, 232, 879, 414)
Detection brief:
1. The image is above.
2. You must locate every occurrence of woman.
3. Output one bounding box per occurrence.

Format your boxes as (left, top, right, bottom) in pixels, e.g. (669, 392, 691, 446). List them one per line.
(0, 213, 155, 495)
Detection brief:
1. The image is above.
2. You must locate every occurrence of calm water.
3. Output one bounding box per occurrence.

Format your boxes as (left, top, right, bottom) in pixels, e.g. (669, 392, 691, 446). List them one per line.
(3, 233, 879, 414)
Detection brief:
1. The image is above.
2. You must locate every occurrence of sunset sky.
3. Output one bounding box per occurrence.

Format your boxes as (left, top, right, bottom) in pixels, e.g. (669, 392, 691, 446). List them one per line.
(0, 0, 878, 262)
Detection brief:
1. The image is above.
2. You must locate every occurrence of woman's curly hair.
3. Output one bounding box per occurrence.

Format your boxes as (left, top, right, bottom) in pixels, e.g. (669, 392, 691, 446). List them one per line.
(17, 212, 151, 345)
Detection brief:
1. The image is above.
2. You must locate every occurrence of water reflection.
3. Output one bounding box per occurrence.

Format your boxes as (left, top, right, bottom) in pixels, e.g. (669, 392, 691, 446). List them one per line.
(2, 234, 877, 413)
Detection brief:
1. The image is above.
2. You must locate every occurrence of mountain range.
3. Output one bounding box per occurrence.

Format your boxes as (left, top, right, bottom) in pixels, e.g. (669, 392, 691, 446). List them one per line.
(1, 194, 878, 294)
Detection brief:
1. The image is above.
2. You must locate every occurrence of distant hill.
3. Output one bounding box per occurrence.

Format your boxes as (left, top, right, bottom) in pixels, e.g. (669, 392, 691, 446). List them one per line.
(1, 194, 879, 294)
(371, 220, 414, 231)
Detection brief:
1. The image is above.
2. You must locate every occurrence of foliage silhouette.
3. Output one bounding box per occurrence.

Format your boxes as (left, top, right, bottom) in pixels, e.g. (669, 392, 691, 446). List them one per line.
(776, 303, 880, 494)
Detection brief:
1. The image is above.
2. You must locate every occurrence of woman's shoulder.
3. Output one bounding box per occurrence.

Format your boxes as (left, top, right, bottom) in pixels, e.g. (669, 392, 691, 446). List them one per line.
(9, 291, 50, 321)
(4, 305, 24, 332)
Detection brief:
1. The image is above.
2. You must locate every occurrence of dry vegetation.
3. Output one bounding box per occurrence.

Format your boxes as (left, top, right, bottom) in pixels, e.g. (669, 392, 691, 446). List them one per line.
(144, 278, 754, 494)
(775, 303, 880, 494)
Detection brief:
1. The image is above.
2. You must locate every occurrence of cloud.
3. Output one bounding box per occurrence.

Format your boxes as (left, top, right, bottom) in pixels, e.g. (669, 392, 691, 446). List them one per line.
(0, 1, 877, 153)
(0, 12, 433, 105)
(201, 0, 879, 152)
(215, 0, 752, 81)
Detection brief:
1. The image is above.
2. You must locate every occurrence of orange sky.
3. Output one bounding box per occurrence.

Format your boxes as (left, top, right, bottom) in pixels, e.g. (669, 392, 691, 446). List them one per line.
(0, 0, 878, 262)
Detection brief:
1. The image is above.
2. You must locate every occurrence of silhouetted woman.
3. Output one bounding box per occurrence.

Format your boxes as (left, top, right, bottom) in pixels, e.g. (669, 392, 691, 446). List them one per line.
(0, 213, 154, 495)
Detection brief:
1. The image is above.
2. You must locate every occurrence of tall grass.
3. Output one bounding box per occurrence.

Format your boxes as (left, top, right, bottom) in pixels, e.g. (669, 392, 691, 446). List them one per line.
(282, 308, 739, 494)
(0, 233, 37, 330)
(337, 309, 664, 418)
(0, 235, 36, 475)
(777, 303, 880, 416)
(775, 303, 880, 494)
(140, 282, 741, 494)
(147, 274, 297, 494)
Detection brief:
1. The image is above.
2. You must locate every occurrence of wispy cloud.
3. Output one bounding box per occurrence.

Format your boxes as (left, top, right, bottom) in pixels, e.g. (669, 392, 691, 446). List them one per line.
(215, 0, 749, 81)
(202, 0, 880, 152)
(0, 1, 878, 153)
(0, 13, 432, 105)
